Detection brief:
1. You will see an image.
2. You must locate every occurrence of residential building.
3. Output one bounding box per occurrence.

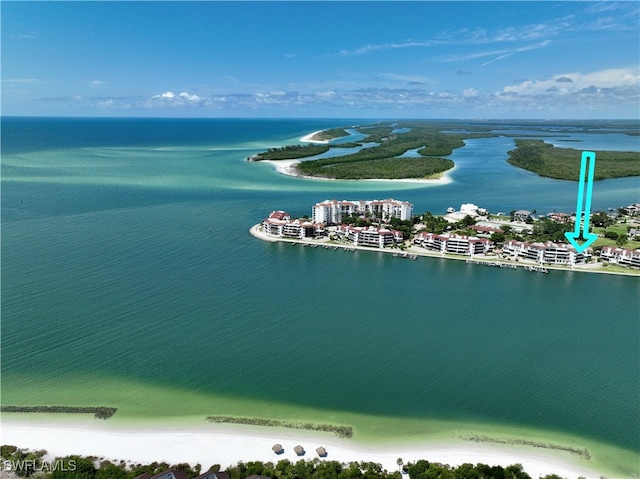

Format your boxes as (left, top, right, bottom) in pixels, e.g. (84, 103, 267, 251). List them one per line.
(136, 471, 188, 479)
(312, 198, 413, 224)
(195, 473, 231, 479)
(460, 203, 480, 216)
(502, 239, 589, 265)
(513, 210, 532, 222)
(262, 217, 324, 239)
(469, 225, 503, 237)
(600, 246, 640, 268)
(336, 224, 403, 248)
(414, 232, 492, 256)
(625, 203, 640, 216)
(547, 212, 573, 224)
(268, 210, 290, 221)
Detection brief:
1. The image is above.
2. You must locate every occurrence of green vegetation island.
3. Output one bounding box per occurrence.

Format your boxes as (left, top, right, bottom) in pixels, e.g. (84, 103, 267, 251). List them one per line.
(0, 445, 589, 479)
(248, 121, 640, 181)
(507, 139, 640, 180)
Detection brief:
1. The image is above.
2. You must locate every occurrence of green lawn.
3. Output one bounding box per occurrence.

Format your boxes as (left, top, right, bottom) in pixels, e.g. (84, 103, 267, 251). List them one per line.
(594, 237, 640, 250)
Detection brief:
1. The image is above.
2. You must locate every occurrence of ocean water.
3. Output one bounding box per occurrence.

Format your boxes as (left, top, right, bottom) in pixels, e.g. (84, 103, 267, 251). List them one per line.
(1, 118, 639, 475)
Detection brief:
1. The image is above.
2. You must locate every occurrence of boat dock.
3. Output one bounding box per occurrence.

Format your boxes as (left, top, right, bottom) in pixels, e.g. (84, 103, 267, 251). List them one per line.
(466, 259, 546, 272)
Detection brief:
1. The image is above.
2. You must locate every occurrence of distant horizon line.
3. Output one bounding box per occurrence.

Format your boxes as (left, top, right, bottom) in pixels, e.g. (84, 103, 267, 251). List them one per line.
(2, 115, 639, 122)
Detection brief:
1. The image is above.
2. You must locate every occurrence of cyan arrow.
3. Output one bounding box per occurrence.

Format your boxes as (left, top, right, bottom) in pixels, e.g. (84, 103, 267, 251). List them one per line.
(565, 151, 598, 253)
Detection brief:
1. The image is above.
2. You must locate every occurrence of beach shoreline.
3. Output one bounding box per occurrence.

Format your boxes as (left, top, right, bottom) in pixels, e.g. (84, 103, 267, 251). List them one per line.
(249, 224, 640, 277)
(300, 130, 331, 144)
(1, 416, 608, 479)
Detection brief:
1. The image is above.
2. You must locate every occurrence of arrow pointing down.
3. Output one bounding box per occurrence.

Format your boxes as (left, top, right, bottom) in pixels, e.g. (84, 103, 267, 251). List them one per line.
(564, 151, 598, 253)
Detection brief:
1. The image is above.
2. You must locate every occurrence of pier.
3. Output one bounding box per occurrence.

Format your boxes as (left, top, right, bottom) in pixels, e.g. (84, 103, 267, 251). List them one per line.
(524, 265, 549, 273)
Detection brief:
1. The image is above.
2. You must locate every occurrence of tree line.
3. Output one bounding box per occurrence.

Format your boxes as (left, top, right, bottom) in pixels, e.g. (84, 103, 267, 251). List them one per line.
(0, 446, 584, 479)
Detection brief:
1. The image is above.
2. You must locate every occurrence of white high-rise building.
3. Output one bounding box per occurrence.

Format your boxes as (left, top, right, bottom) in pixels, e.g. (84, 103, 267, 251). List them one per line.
(312, 198, 413, 224)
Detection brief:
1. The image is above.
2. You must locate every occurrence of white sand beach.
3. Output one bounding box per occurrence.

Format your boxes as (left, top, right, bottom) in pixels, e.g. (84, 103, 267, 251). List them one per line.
(300, 131, 330, 144)
(1, 418, 604, 478)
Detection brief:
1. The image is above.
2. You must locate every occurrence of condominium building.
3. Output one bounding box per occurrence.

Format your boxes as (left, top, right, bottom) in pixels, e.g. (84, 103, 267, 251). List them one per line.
(336, 225, 404, 248)
(312, 198, 413, 224)
(413, 232, 493, 256)
(502, 239, 589, 265)
(600, 246, 640, 268)
(262, 212, 325, 239)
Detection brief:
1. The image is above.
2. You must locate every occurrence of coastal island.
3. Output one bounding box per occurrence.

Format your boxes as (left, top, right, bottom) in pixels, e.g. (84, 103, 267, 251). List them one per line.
(248, 122, 472, 180)
(249, 121, 640, 181)
(507, 139, 640, 180)
(251, 198, 640, 275)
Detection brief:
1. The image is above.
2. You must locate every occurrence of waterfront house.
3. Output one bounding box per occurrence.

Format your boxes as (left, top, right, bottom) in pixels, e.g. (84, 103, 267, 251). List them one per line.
(313, 198, 413, 224)
(627, 228, 639, 239)
(513, 210, 532, 222)
(414, 232, 492, 256)
(625, 203, 640, 216)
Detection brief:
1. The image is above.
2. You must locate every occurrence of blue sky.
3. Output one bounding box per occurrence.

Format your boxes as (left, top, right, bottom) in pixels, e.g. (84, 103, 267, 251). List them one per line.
(2, 1, 639, 118)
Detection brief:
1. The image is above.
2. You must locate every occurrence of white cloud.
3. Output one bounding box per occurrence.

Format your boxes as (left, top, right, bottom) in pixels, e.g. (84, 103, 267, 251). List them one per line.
(96, 98, 131, 109)
(382, 73, 435, 85)
(439, 40, 552, 65)
(145, 91, 208, 108)
(337, 40, 440, 56)
(89, 80, 107, 87)
(134, 67, 637, 117)
(503, 67, 640, 96)
(480, 40, 552, 66)
(1, 78, 40, 84)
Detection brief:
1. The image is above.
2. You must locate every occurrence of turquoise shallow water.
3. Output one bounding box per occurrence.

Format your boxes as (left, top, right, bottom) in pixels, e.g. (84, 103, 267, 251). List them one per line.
(1, 118, 639, 473)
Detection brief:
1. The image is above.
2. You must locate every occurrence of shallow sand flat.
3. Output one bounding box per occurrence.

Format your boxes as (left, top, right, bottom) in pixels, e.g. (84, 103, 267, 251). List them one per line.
(1, 418, 604, 479)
